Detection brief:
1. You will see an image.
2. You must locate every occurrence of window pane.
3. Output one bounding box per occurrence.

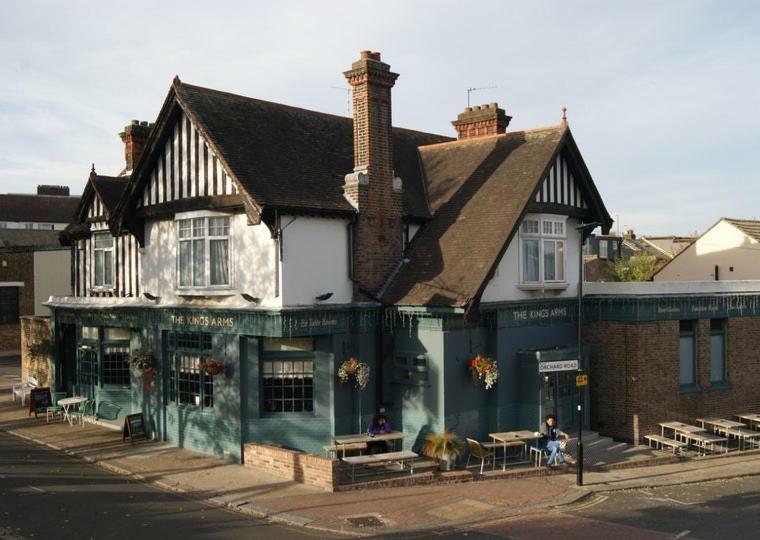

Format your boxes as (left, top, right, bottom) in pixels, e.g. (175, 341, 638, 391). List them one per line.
(178, 219, 192, 239)
(104, 251, 113, 286)
(104, 327, 130, 340)
(261, 356, 314, 413)
(599, 240, 608, 259)
(710, 334, 725, 382)
(543, 240, 556, 281)
(522, 220, 539, 235)
(554, 222, 564, 236)
(179, 241, 192, 286)
(679, 335, 695, 386)
(94, 233, 113, 248)
(102, 345, 130, 386)
(556, 241, 564, 280)
(208, 217, 229, 236)
(94, 251, 104, 286)
(522, 239, 539, 281)
(193, 218, 205, 237)
(192, 239, 205, 287)
(542, 221, 553, 235)
(210, 239, 229, 285)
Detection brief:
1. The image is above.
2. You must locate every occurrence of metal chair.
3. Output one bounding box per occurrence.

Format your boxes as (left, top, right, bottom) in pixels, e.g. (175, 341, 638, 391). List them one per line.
(45, 392, 67, 422)
(71, 399, 95, 427)
(466, 438, 495, 474)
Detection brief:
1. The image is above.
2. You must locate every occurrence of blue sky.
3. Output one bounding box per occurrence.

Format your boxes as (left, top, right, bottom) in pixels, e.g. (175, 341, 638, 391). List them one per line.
(1, 0, 758, 235)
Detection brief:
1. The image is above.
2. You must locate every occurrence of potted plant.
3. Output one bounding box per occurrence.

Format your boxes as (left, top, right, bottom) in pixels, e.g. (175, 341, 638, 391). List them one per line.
(469, 354, 499, 390)
(422, 431, 464, 471)
(130, 350, 156, 392)
(337, 356, 370, 389)
(200, 357, 228, 377)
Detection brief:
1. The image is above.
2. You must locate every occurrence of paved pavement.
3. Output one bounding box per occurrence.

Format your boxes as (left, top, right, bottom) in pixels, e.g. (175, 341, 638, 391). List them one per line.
(3, 356, 760, 537)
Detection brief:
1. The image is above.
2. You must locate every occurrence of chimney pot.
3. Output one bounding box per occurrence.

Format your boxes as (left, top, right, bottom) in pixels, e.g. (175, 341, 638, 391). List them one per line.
(131, 119, 139, 125)
(360, 50, 372, 59)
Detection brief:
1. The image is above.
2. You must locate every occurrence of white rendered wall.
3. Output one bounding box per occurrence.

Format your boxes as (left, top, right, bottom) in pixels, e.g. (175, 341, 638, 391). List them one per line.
(33, 250, 71, 315)
(481, 216, 581, 303)
(654, 220, 760, 281)
(280, 216, 352, 306)
(141, 213, 280, 308)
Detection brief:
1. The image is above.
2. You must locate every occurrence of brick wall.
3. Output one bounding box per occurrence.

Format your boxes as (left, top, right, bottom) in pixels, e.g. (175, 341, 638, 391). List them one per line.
(585, 317, 760, 443)
(243, 443, 340, 491)
(0, 250, 35, 351)
(20, 316, 53, 386)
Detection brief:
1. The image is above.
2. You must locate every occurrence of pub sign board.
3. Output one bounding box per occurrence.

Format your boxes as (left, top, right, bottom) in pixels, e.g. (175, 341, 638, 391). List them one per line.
(538, 359, 579, 373)
(28, 387, 52, 418)
(122, 413, 148, 443)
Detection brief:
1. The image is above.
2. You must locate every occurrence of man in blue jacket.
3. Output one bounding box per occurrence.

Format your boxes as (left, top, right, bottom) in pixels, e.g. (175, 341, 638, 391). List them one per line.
(539, 414, 570, 467)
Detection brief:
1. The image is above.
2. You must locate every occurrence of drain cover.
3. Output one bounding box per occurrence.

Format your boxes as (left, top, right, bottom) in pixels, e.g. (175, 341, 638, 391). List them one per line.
(345, 514, 387, 528)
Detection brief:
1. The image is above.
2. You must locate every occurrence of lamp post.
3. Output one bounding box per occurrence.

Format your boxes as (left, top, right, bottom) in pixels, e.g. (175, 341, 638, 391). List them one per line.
(575, 221, 600, 487)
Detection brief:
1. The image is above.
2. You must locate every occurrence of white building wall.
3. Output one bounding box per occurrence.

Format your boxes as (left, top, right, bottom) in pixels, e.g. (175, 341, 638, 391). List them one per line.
(280, 216, 352, 306)
(141, 213, 280, 308)
(654, 220, 760, 281)
(481, 216, 582, 303)
(33, 250, 71, 315)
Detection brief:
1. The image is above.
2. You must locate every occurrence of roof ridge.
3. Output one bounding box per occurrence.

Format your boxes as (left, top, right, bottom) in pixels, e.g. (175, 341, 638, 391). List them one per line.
(176, 80, 450, 139)
(418, 124, 566, 151)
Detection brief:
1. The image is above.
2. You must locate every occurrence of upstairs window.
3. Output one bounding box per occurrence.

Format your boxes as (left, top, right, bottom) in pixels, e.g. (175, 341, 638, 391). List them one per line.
(599, 240, 608, 259)
(93, 232, 114, 288)
(177, 216, 230, 288)
(520, 216, 566, 283)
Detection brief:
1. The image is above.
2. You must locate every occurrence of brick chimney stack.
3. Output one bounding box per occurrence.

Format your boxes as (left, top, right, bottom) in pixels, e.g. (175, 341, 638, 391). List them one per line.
(451, 103, 511, 140)
(119, 120, 153, 173)
(343, 50, 403, 298)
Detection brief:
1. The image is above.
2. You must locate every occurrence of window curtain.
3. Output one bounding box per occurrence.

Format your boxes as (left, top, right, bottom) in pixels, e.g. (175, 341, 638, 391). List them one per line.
(210, 239, 229, 285)
(522, 239, 539, 281)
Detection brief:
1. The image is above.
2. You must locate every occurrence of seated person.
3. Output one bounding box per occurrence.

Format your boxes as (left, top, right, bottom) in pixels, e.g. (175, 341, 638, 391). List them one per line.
(539, 414, 570, 467)
(366, 414, 392, 454)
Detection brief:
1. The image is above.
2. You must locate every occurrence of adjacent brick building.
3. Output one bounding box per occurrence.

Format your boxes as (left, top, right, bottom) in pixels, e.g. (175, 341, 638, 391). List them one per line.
(584, 281, 760, 444)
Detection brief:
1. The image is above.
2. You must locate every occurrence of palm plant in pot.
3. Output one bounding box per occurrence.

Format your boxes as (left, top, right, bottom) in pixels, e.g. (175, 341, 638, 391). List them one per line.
(421, 431, 464, 471)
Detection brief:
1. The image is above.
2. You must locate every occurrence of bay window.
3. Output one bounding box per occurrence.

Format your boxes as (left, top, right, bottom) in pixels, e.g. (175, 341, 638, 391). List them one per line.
(177, 215, 231, 288)
(93, 232, 114, 288)
(520, 216, 566, 284)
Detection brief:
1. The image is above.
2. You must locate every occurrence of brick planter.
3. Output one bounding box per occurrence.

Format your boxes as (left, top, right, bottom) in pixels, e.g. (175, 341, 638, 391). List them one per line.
(243, 443, 340, 491)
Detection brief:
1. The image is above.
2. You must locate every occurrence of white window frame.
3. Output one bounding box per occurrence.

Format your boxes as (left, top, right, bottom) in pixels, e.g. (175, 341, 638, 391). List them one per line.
(519, 214, 568, 285)
(599, 239, 608, 259)
(175, 211, 234, 292)
(92, 232, 114, 290)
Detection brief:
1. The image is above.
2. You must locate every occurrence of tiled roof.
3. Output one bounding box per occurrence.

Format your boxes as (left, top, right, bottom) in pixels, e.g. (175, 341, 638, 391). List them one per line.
(0, 193, 79, 223)
(92, 175, 129, 217)
(383, 126, 570, 307)
(173, 82, 451, 219)
(0, 230, 64, 249)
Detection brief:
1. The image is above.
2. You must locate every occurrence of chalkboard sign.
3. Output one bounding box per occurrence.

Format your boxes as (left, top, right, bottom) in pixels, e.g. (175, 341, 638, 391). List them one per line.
(122, 413, 148, 443)
(28, 387, 52, 418)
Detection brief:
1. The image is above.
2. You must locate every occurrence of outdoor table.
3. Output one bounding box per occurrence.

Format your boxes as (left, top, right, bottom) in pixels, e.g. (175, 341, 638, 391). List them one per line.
(489, 430, 542, 471)
(736, 413, 760, 431)
(721, 427, 760, 451)
(658, 422, 705, 443)
(682, 432, 728, 456)
(334, 431, 405, 459)
(58, 396, 87, 426)
(697, 418, 746, 432)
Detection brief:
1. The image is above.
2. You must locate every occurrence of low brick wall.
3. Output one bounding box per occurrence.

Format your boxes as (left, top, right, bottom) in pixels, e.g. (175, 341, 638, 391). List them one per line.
(243, 443, 340, 491)
(20, 316, 53, 387)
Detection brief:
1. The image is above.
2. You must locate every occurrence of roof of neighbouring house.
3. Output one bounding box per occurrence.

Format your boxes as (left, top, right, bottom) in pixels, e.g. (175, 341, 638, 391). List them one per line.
(0, 192, 80, 224)
(725, 218, 760, 243)
(0, 230, 65, 250)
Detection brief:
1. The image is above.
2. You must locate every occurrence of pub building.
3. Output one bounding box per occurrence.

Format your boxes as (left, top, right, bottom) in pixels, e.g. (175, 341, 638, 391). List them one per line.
(50, 51, 617, 461)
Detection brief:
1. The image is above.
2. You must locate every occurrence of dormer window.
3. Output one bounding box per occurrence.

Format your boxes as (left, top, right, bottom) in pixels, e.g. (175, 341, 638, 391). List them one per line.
(177, 214, 231, 289)
(520, 215, 567, 284)
(93, 232, 114, 288)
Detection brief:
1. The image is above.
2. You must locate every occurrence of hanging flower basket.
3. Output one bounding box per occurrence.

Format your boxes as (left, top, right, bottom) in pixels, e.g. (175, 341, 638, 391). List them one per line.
(337, 356, 370, 390)
(200, 357, 229, 377)
(469, 354, 499, 390)
(130, 350, 156, 392)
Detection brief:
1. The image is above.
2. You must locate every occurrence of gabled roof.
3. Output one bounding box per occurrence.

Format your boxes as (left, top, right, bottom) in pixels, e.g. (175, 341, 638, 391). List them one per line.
(382, 126, 612, 309)
(118, 80, 451, 226)
(92, 176, 129, 217)
(63, 172, 129, 244)
(0, 193, 79, 223)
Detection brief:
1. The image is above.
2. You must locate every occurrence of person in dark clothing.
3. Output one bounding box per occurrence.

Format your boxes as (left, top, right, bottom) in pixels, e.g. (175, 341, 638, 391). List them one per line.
(539, 414, 569, 467)
(366, 414, 391, 454)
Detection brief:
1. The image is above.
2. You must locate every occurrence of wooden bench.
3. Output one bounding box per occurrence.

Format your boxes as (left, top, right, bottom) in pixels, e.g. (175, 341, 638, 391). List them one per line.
(323, 442, 367, 457)
(342, 450, 418, 482)
(645, 434, 687, 453)
(11, 376, 39, 406)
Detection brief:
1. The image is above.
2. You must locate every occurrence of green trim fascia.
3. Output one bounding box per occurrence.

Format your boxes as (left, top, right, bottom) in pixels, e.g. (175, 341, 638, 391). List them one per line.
(584, 293, 760, 322)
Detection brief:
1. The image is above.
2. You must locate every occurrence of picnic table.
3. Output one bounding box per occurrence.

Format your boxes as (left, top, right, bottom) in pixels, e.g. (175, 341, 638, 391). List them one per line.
(658, 421, 705, 442)
(736, 413, 760, 431)
(333, 431, 405, 459)
(659, 421, 727, 455)
(489, 430, 542, 470)
(698, 417, 760, 450)
(697, 418, 746, 431)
